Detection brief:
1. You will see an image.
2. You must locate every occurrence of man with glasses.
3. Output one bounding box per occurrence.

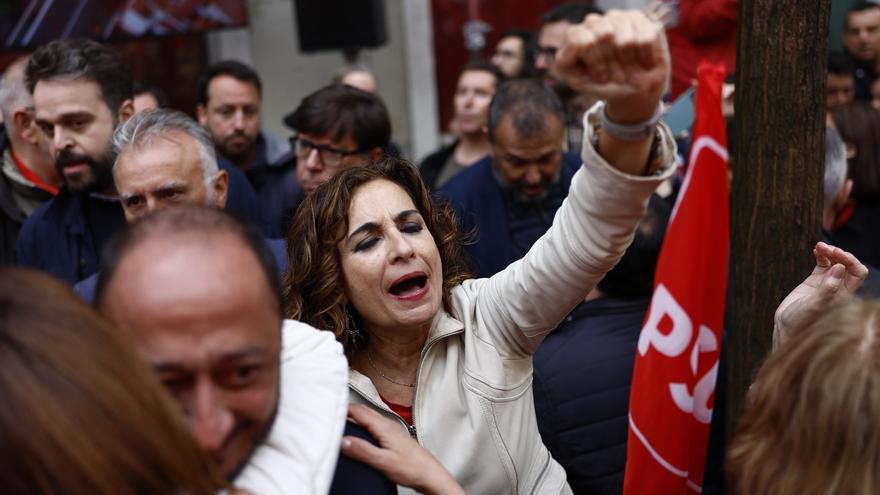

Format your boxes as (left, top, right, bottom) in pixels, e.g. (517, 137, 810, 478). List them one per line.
(535, 3, 603, 155)
(283, 84, 390, 196)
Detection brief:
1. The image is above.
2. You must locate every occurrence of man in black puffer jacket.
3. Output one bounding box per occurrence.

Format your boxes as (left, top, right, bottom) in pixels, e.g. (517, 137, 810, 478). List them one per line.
(533, 195, 669, 494)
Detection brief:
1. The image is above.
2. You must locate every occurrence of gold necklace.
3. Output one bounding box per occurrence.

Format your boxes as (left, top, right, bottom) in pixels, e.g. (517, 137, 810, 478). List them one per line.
(367, 351, 415, 388)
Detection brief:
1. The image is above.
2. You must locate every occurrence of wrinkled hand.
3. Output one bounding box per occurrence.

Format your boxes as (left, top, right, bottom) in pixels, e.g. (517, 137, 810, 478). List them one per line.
(773, 242, 868, 349)
(557, 9, 670, 123)
(341, 404, 464, 495)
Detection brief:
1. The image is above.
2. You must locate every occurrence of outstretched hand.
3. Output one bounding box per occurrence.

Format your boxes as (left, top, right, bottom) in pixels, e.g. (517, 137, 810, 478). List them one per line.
(556, 9, 670, 123)
(773, 242, 868, 349)
(341, 404, 464, 495)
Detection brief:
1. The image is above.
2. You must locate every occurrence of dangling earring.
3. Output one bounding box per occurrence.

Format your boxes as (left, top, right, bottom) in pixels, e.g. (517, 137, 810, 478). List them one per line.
(346, 309, 362, 345)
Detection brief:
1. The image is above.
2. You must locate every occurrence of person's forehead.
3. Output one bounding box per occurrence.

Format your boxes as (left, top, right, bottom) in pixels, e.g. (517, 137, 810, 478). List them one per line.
(299, 130, 358, 150)
(498, 36, 523, 52)
(347, 179, 417, 227)
(32, 78, 110, 119)
(458, 70, 497, 90)
(115, 134, 203, 184)
(102, 235, 280, 356)
(539, 21, 570, 46)
(207, 75, 260, 105)
(849, 9, 880, 28)
(133, 92, 160, 107)
(494, 114, 563, 152)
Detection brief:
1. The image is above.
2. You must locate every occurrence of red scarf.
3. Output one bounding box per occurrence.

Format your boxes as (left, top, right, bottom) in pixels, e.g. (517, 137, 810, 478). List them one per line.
(11, 148, 58, 195)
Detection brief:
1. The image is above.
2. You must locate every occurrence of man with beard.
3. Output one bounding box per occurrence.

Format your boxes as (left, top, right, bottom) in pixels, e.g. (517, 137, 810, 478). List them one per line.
(438, 79, 580, 278)
(196, 61, 294, 237)
(534, 2, 603, 155)
(16, 38, 132, 283)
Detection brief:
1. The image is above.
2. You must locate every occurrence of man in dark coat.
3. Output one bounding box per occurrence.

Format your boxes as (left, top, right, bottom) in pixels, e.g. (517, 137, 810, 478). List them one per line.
(533, 195, 670, 494)
(16, 39, 133, 284)
(0, 56, 59, 264)
(439, 79, 578, 278)
(196, 60, 294, 237)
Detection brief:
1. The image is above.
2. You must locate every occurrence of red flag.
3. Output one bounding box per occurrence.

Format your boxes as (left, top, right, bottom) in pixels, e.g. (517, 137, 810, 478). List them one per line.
(623, 61, 729, 494)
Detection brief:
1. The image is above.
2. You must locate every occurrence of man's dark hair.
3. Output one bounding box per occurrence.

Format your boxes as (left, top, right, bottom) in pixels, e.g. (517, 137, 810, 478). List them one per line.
(458, 60, 506, 87)
(26, 38, 133, 114)
(197, 60, 262, 106)
(133, 82, 169, 108)
(487, 79, 564, 141)
(828, 51, 856, 75)
(541, 2, 603, 25)
(283, 84, 391, 150)
(848, 1, 880, 18)
(498, 28, 535, 78)
(597, 194, 670, 300)
(94, 205, 283, 318)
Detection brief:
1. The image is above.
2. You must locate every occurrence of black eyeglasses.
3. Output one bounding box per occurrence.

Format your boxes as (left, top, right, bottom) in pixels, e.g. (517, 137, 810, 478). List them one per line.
(289, 136, 367, 167)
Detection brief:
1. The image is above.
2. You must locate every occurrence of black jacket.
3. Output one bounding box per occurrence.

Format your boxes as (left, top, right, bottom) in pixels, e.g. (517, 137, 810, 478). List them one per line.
(0, 164, 26, 265)
(533, 297, 649, 494)
(16, 187, 126, 284)
(248, 151, 303, 239)
(0, 127, 53, 265)
(418, 141, 458, 190)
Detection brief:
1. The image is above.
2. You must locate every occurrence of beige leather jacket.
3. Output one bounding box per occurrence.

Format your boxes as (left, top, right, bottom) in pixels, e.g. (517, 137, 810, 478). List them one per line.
(350, 106, 676, 494)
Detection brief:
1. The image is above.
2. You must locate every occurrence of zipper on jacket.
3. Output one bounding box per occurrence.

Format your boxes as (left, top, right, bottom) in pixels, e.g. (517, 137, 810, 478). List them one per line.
(409, 328, 456, 443)
(350, 384, 415, 438)
(351, 325, 464, 443)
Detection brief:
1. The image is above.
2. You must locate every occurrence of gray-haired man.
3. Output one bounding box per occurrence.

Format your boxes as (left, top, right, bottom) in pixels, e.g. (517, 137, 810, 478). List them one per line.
(73, 108, 283, 300)
(112, 108, 228, 222)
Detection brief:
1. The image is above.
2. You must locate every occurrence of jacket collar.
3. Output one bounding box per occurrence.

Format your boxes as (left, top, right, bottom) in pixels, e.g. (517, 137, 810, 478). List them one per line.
(54, 188, 85, 235)
(427, 308, 465, 343)
(56, 189, 118, 236)
(348, 309, 464, 404)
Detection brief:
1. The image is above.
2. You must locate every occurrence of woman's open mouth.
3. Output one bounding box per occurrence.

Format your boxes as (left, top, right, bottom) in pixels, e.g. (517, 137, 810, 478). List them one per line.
(389, 273, 429, 300)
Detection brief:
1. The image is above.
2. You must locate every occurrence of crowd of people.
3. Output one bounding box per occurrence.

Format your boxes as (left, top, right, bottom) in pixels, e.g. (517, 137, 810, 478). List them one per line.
(3, 0, 880, 494)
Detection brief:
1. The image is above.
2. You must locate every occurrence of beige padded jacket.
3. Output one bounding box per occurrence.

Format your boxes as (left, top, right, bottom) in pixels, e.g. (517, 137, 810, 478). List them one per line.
(349, 106, 677, 494)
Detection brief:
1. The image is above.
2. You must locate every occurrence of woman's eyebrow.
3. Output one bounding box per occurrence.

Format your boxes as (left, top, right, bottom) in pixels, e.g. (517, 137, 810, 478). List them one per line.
(347, 209, 421, 242)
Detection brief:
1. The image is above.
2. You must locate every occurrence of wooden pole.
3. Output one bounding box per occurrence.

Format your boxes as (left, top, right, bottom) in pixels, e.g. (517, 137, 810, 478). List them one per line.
(726, 0, 831, 447)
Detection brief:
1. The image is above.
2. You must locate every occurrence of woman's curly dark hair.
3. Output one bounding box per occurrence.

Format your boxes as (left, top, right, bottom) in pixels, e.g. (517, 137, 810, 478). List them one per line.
(283, 156, 472, 355)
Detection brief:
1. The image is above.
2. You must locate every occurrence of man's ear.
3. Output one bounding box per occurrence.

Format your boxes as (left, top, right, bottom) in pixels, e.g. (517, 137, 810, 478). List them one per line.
(118, 99, 135, 123)
(196, 104, 207, 125)
(836, 178, 854, 211)
(12, 109, 37, 144)
(369, 147, 384, 161)
(213, 169, 229, 209)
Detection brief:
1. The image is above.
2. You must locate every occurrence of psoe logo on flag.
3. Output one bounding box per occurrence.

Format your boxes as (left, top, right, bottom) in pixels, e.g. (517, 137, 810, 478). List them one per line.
(638, 283, 719, 425)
